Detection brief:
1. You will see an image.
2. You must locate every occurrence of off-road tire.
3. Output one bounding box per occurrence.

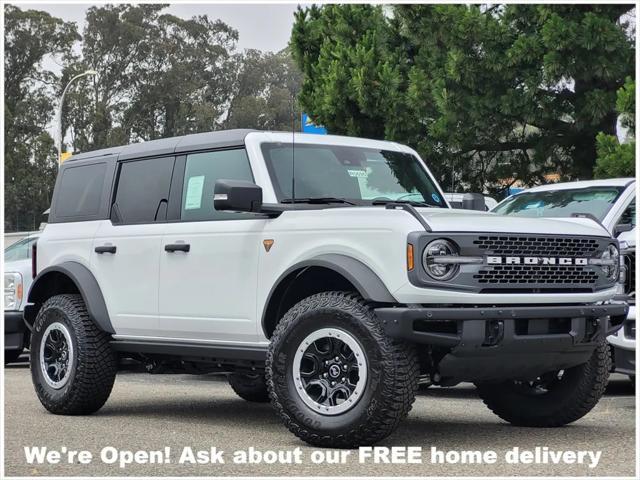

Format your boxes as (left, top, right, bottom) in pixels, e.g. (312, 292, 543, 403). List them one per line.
(266, 291, 419, 448)
(30, 294, 117, 415)
(228, 373, 270, 402)
(475, 340, 610, 427)
(4, 348, 23, 365)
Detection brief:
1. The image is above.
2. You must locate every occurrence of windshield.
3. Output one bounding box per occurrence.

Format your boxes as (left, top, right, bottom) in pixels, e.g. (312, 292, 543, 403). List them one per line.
(492, 187, 624, 220)
(261, 143, 447, 208)
(4, 236, 38, 262)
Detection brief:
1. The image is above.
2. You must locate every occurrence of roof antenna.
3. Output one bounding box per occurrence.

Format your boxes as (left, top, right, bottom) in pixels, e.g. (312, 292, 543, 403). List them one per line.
(291, 93, 296, 207)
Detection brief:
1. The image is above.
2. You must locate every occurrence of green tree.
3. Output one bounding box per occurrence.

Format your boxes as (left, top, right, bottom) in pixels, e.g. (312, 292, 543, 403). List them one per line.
(125, 12, 239, 139)
(291, 4, 635, 193)
(4, 5, 79, 231)
(224, 48, 302, 131)
(63, 4, 240, 151)
(594, 77, 635, 178)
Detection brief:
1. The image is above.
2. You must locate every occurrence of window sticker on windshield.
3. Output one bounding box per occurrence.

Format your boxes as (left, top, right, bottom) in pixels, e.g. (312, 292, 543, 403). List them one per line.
(347, 169, 368, 178)
(184, 175, 205, 210)
(524, 201, 544, 209)
(432, 193, 441, 203)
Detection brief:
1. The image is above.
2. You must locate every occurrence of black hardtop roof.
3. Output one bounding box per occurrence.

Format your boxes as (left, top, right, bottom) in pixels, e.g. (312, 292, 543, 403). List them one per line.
(68, 129, 257, 163)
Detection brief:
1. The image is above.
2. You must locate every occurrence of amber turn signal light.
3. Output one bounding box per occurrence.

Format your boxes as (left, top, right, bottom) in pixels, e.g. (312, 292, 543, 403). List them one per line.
(407, 243, 415, 271)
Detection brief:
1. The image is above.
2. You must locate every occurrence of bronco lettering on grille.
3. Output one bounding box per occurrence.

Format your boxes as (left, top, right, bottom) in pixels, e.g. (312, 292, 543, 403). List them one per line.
(486, 256, 589, 265)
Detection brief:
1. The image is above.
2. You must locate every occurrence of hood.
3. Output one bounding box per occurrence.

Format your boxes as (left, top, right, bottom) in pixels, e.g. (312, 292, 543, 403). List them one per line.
(617, 227, 637, 248)
(416, 208, 613, 237)
(3, 258, 31, 273)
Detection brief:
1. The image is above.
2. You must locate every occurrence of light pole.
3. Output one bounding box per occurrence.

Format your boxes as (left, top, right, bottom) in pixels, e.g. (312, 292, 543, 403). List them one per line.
(57, 70, 97, 165)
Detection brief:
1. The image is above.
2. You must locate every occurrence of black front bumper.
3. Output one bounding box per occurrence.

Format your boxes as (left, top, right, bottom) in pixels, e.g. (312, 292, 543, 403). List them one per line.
(375, 303, 628, 383)
(4, 311, 27, 351)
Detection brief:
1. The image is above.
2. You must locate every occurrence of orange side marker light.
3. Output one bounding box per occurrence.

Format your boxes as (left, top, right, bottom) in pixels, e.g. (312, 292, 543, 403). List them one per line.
(407, 243, 415, 271)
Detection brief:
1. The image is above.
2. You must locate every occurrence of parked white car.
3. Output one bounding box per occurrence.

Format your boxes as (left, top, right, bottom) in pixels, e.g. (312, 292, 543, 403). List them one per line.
(492, 179, 636, 382)
(4, 234, 39, 364)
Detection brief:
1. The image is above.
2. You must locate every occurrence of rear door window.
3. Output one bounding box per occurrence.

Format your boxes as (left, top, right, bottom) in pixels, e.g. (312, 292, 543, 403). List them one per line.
(112, 157, 175, 224)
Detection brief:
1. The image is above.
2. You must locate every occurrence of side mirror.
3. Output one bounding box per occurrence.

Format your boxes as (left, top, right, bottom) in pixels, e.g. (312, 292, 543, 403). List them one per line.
(462, 193, 486, 211)
(614, 223, 634, 236)
(214, 179, 263, 213)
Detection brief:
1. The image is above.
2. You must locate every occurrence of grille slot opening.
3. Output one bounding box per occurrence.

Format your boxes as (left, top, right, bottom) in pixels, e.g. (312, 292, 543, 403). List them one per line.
(413, 319, 458, 335)
(514, 318, 571, 335)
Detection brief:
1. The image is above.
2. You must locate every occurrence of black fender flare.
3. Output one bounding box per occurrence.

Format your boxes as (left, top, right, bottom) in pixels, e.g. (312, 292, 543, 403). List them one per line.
(27, 261, 114, 334)
(261, 253, 397, 335)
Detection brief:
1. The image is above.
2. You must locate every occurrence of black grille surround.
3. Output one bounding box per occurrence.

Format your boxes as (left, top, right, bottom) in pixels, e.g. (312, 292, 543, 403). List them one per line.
(407, 232, 619, 294)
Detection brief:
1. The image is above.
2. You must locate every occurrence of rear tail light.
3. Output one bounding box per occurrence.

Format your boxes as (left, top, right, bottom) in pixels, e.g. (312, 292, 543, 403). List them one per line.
(31, 242, 38, 279)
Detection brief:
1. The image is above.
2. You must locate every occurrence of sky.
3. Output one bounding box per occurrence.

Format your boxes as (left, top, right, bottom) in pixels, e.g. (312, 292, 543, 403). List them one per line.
(27, 2, 303, 53)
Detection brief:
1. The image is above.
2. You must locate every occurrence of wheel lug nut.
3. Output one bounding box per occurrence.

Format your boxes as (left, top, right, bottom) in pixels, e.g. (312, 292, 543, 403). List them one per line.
(335, 357, 339, 361)
(323, 373, 328, 378)
(343, 365, 348, 370)
(341, 377, 346, 382)
(331, 381, 336, 386)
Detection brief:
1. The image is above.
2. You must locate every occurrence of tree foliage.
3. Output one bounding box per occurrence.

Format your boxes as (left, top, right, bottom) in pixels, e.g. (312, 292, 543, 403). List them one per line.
(62, 4, 240, 151)
(291, 4, 635, 193)
(62, 5, 302, 152)
(4, 5, 79, 231)
(224, 49, 302, 131)
(594, 77, 636, 179)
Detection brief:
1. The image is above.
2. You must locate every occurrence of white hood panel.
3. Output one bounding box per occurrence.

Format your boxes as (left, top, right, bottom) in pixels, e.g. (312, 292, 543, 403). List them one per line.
(417, 209, 612, 237)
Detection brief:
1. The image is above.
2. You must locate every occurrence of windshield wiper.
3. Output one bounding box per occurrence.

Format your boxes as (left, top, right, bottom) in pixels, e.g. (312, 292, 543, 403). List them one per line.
(281, 197, 359, 205)
(371, 199, 434, 208)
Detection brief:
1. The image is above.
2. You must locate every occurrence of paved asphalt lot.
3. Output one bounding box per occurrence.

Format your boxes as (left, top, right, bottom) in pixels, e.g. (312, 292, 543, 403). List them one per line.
(3, 354, 636, 477)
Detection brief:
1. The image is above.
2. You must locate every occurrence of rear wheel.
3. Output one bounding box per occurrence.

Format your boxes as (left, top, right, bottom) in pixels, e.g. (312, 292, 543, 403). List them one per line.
(476, 341, 610, 427)
(30, 294, 117, 415)
(266, 291, 419, 447)
(228, 373, 269, 403)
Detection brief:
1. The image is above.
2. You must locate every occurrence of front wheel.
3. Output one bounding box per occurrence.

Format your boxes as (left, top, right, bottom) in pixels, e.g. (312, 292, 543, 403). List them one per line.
(476, 341, 610, 427)
(266, 291, 419, 448)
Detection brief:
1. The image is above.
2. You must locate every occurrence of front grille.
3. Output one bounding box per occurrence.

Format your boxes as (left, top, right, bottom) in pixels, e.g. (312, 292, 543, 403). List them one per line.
(474, 264, 598, 285)
(473, 235, 599, 257)
(624, 250, 635, 298)
(407, 232, 615, 294)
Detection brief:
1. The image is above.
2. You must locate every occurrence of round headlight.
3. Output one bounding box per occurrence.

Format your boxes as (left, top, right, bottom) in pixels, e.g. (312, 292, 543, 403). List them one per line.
(422, 239, 460, 280)
(600, 244, 620, 280)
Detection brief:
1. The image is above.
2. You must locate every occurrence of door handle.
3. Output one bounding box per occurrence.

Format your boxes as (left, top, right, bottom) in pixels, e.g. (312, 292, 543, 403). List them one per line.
(95, 245, 117, 254)
(165, 243, 190, 253)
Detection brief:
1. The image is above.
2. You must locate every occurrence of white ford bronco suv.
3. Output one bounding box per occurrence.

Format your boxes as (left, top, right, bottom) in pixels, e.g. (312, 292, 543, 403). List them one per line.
(25, 130, 628, 447)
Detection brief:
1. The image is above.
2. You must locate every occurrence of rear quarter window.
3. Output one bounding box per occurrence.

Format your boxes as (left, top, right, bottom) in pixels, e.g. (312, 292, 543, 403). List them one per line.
(54, 162, 107, 219)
